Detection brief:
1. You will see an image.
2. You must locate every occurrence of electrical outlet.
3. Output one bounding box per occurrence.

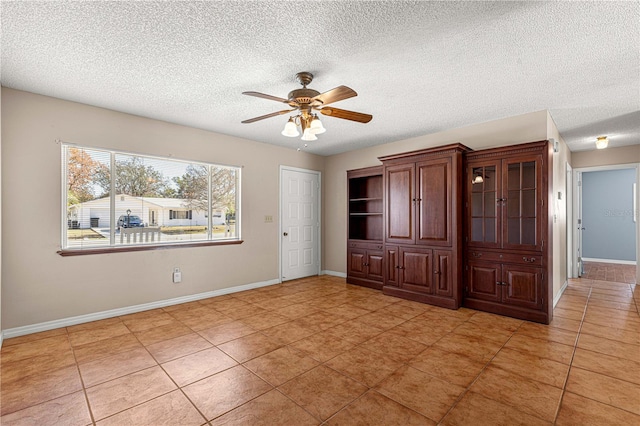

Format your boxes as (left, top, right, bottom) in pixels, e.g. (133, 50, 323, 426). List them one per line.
(173, 268, 182, 283)
(265, 215, 273, 223)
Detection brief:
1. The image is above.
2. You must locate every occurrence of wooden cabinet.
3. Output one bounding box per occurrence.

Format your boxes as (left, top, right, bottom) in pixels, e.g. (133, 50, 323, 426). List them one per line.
(347, 242, 384, 289)
(385, 246, 455, 307)
(385, 157, 452, 246)
(463, 141, 552, 324)
(347, 166, 384, 289)
(380, 144, 470, 309)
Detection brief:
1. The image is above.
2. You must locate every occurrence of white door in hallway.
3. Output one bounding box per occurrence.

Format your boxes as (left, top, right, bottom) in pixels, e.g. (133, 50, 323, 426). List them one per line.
(280, 167, 320, 281)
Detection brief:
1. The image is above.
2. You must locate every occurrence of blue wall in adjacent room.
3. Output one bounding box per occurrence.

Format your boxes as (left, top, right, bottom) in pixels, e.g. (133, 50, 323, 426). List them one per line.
(582, 168, 637, 262)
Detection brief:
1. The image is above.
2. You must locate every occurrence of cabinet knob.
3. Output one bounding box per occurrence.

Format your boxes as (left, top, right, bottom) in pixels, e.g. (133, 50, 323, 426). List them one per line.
(434, 270, 441, 275)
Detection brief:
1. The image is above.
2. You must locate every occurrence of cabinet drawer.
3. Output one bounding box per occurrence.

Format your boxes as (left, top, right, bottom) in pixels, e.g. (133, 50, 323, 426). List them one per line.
(348, 240, 384, 250)
(466, 250, 542, 266)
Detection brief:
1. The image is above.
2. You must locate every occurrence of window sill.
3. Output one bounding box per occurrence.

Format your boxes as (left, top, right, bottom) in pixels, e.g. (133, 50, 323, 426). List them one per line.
(57, 240, 244, 256)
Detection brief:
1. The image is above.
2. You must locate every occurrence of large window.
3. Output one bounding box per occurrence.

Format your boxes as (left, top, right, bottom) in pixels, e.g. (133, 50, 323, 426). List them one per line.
(62, 144, 241, 252)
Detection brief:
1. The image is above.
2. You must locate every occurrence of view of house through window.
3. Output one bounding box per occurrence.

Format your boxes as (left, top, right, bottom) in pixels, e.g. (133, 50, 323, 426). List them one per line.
(63, 145, 240, 250)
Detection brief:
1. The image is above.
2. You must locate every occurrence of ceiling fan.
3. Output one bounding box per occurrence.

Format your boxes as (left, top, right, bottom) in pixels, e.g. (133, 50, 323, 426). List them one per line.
(241, 71, 372, 141)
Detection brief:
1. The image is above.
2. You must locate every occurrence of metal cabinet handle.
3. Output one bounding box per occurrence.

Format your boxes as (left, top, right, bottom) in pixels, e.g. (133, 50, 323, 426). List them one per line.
(283, 232, 288, 236)
(522, 257, 536, 263)
(472, 252, 482, 257)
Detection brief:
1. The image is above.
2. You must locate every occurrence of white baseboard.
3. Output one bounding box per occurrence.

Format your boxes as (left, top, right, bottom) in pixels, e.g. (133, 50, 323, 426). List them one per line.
(554, 280, 568, 308)
(2, 278, 281, 340)
(321, 270, 347, 278)
(0, 331, 4, 348)
(582, 258, 637, 265)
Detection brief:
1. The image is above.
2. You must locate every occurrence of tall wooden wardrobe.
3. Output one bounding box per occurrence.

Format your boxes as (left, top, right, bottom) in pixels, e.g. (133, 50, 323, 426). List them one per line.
(463, 140, 553, 324)
(379, 144, 471, 309)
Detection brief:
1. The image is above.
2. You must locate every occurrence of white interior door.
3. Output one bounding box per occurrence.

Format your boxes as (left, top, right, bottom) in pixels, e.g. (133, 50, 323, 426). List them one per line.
(280, 167, 320, 281)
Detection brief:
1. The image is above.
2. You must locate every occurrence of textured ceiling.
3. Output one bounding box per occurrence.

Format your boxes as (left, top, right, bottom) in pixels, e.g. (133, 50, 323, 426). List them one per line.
(1, 1, 639, 156)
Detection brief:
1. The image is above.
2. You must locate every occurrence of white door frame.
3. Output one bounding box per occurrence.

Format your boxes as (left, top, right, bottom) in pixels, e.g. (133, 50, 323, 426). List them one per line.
(279, 165, 322, 282)
(572, 163, 639, 280)
(566, 162, 573, 279)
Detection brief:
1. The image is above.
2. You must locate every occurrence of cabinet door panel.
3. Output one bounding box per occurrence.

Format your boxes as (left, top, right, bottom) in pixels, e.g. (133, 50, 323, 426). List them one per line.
(367, 251, 384, 281)
(467, 161, 501, 248)
(385, 246, 399, 287)
(385, 164, 414, 243)
(434, 250, 453, 297)
(501, 156, 543, 251)
(347, 249, 367, 278)
(417, 159, 451, 245)
(400, 248, 433, 294)
(467, 261, 501, 302)
(503, 265, 543, 310)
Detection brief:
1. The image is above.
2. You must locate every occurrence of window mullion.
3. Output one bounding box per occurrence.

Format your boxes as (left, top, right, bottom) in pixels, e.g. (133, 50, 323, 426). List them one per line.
(207, 165, 212, 241)
(110, 152, 116, 246)
(61, 145, 68, 248)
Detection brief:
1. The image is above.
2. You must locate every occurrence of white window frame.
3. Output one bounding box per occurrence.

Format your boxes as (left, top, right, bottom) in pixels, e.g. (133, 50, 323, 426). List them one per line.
(60, 143, 242, 255)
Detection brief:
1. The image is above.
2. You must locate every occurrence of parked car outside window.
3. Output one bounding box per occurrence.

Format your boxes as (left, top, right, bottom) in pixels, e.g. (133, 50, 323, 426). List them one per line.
(117, 215, 144, 230)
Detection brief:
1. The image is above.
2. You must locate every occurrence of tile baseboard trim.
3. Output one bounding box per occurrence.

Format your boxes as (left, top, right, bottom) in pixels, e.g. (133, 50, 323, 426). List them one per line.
(553, 280, 568, 308)
(582, 258, 637, 265)
(321, 270, 347, 278)
(1, 278, 281, 340)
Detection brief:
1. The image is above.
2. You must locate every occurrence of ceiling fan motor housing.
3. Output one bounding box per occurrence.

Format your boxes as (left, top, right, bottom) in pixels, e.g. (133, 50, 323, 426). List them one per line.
(288, 88, 321, 106)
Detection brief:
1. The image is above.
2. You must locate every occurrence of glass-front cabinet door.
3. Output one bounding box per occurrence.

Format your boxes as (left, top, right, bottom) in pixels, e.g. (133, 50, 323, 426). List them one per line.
(502, 155, 542, 251)
(468, 162, 500, 248)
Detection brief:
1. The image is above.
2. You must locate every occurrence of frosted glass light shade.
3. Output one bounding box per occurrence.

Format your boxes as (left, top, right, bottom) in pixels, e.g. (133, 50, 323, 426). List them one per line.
(309, 115, 326, 134)
(281, 118, 299, 137)
(301, 128, 318, 141)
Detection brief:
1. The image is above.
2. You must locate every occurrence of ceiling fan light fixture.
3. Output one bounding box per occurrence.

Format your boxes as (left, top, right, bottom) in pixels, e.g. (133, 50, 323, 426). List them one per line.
(309, 114, 326, 134)
(301, 127, 318, 141)
(596, 136, 608, 149)
(281, 117, 299, 137)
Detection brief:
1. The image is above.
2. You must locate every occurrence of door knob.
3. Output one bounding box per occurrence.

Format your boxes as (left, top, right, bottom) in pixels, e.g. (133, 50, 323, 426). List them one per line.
(283, 232, 288, 236)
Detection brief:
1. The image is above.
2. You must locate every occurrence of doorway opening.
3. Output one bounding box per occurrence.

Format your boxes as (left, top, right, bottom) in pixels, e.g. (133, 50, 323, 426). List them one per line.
(572, 164, 638, 284)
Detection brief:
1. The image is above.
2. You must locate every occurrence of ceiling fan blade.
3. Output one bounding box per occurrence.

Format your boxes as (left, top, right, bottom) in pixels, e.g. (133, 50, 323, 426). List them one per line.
(312, 86, 357, 106)
(242, 91, 291, 104)
(319, 107, 372, 123)
(241, 109, 296, 124)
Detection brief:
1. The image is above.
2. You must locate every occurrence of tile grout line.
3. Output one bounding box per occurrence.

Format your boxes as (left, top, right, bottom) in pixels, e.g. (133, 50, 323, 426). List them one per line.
(436, 319, 531, 424)
(552, 282, 592, 425)
(68, 328, 98, 426)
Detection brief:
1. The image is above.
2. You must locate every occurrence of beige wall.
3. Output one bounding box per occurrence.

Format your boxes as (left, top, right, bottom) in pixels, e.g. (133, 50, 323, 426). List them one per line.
(0, 87, 3, 343)
(547, 112, 572, 300)
(571, 145, 640, 168)
(1, 88, 324, 330)
(322, 110, 549, 274)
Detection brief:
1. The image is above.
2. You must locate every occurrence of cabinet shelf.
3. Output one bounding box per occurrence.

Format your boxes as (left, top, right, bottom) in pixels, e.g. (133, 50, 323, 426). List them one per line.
(349, 197, 383, 202)
(348, 166, 384, 246)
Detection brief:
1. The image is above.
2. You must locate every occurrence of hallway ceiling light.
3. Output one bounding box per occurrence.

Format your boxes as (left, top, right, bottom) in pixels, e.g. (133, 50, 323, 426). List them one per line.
(595, 136, 608, 149)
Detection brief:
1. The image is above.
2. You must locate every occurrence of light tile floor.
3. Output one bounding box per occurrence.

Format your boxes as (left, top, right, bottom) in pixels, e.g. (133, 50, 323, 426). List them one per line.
(1, 276, 638, 425)
(581, 261, 636, 284)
